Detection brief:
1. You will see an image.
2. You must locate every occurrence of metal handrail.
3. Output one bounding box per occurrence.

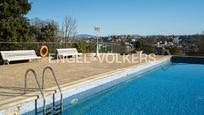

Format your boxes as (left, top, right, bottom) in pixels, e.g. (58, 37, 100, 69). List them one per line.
(42, 66, 63, 114)
(24, 69, 46, 115)
(42, 66, 62, 93)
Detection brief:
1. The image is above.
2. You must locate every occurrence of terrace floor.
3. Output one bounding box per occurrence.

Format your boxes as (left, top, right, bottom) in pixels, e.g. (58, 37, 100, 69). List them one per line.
(0, 54, 166, 107)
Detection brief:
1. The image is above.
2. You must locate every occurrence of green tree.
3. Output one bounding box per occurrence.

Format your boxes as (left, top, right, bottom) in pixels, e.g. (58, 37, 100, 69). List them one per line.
(38, 21, 58, 42)
(0, 0, 31, 42)
(30, 18, 59, 42)
(165, 45, 182, 55)
(133, 40, 156, 54)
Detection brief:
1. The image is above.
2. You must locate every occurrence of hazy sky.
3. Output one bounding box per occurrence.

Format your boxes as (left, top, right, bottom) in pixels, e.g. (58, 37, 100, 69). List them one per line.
(27, 0, 204, 36)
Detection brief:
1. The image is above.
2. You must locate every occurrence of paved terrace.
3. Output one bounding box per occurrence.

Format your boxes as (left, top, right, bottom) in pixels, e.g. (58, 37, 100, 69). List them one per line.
(0, 54, 166, 107)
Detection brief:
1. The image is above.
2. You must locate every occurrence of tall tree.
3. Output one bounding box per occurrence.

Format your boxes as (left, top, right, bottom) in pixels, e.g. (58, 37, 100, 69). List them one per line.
(30, 18, 59, 42)
(62, 16, 77, 42)
(0, 0, 31, 42)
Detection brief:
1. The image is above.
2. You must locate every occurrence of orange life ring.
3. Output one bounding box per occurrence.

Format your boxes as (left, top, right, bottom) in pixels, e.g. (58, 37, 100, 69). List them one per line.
(40, 45, 49, 57)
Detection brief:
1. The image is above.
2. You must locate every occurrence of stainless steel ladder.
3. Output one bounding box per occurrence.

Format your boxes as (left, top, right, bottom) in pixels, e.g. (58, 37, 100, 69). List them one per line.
(24, 67, 63, 115)
(42, 66, 63, 115)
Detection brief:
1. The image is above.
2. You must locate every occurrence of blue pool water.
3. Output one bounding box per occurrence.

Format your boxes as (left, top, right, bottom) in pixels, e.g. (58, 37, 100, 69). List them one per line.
(64, 63, 204, 115)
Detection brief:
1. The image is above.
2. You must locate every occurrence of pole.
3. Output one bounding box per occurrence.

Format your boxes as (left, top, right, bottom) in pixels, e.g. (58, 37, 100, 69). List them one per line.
(94, 26, 100, 57)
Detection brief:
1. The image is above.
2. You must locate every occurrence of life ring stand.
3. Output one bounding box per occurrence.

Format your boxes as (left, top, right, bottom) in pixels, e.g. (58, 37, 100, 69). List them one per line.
(40, 45, 49, 57)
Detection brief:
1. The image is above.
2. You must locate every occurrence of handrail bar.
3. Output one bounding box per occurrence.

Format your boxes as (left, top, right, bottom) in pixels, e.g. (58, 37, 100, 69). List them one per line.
(42, 66, 62, 93)
(42, 66, 63, 114)
(24, 69, 46, 115)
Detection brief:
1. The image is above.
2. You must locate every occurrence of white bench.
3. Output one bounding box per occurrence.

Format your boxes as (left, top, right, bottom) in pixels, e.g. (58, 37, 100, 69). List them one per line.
(56, 48, 82, 59)
(0, 50, 41, 64)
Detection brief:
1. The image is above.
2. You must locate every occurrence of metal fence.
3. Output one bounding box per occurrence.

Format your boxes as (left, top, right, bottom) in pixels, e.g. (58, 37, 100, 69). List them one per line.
(1, 42, 203, 56)
(0, 42, 127, 55)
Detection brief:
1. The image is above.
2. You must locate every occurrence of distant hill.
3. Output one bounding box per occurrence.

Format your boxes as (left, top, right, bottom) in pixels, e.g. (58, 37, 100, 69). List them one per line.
(76, 34, 96, 39)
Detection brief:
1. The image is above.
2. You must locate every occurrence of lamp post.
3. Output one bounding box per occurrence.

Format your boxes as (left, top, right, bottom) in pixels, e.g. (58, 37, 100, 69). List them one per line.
(94, 26, 101, 57)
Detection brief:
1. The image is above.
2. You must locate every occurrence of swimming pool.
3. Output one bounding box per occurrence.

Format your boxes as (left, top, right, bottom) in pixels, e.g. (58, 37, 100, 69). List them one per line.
(63, 63, 204, 115)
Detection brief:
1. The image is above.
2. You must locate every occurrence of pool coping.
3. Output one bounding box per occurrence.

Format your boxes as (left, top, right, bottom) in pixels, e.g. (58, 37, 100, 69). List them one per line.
(0, 56, 171, 114)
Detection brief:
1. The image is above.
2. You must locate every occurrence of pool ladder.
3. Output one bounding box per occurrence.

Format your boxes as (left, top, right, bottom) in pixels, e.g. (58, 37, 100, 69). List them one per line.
(24, 66, 63, 115)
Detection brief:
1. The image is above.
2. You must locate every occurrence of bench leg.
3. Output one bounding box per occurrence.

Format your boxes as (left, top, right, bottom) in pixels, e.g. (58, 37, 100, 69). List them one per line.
(4, 61, 9, 65)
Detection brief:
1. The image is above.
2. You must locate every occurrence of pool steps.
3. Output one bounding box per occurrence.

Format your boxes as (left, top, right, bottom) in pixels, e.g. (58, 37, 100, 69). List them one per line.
(24, 67, 63, 115)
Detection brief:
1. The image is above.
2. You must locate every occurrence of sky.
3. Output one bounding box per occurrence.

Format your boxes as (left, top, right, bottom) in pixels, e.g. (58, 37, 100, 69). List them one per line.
(27, 0, 204, 36)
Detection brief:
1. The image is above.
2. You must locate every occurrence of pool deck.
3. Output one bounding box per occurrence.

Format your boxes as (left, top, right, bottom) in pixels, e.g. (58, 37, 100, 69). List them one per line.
(0, 54, 168, 110)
